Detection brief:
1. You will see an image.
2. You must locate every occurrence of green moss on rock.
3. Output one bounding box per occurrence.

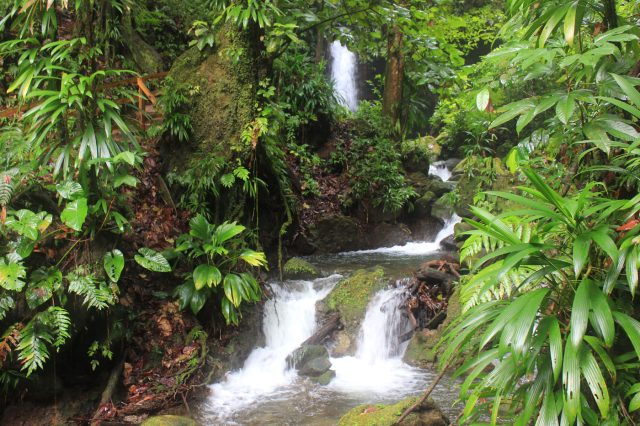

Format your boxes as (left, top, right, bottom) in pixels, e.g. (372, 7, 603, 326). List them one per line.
(338, 396, 448, 426)
(283, 257, 319, 280)
(141, 415, 197, 426)
(326, 267, 386, 325)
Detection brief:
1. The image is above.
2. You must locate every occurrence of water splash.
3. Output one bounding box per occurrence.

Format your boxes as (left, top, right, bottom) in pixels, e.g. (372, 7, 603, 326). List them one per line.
(205, 275, 342, 421)
(429, 161, 452, 182)
(329, 287, 425, 397)
(330, 41, 359, 111)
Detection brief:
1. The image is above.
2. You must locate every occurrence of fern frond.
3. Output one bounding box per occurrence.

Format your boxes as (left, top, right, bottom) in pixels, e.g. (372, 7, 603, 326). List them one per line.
(67, 269, 116, 310)
(0, 169, 19, 207)
(0, 296, 15, 321)
(46, 307, 71, 349)
(17, 315, 53, 376)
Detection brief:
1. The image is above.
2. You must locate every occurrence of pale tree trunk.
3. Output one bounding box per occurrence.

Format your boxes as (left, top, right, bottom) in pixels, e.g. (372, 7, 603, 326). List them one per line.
(382, 24, 404, 125)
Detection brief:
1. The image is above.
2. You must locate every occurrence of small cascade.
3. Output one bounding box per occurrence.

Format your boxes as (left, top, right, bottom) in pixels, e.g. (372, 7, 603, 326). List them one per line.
(330, 40, 359, 111)
(205, 275, 341, 421)
(429, 161, 452, 182)
(329, 287, 425, 396)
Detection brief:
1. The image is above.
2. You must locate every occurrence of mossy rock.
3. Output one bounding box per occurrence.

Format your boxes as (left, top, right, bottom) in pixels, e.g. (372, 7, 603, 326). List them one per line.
(141, 415, 198, 426)
(164, 23, 258, 173)
(308, 215, 361, 253)
(311, 369, 336, 385)
(338, 396, 448, 426)
(326, 267, 387, 326)
(283, 257, 319, 280)
(401, 137, 434, 173)
(325, 267, 387, 354)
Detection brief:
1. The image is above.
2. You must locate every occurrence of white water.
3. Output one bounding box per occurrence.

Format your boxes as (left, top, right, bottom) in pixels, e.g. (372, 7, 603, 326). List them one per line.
(206, 275, 341, 420)
(329, 287, 425, 397)
(429, 161, 452, 182)
(330, 41, 359, 111)
(343, 214, 461, 256)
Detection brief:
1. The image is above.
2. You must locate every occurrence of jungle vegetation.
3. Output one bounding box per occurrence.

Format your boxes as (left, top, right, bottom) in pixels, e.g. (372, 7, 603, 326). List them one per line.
(0, 0, 640, 424)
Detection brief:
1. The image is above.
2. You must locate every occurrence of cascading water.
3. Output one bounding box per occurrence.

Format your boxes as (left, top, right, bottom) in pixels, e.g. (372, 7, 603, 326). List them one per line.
(204, 275, 341, 422)
(329, 287, 425, 397)
(429, 161, 452, 182)
(330, 40, 359, 111)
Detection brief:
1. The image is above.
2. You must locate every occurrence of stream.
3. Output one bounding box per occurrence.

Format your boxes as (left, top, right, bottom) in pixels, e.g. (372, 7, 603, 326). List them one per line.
(199, 162, 461, 425)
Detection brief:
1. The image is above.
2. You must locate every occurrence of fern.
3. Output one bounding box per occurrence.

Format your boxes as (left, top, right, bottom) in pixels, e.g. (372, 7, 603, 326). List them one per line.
(67, 269, 116, 310)
(46, 307, 71, 349)
(459, 220, 541, 310)
(17, 315, 53, 376)
(0, 296, 15, 321)
(0, 169, 19, 207)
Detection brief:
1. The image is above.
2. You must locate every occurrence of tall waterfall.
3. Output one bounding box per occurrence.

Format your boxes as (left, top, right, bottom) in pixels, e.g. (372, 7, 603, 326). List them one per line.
(330, 40, 359, 111)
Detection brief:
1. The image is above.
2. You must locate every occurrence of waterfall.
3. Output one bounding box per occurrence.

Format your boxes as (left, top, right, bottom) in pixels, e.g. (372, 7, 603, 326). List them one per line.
(329, 287, 425, 396)
(205, 275, 341, 420)
(429, 161, 452, 182)
(330, 41, 359, 111)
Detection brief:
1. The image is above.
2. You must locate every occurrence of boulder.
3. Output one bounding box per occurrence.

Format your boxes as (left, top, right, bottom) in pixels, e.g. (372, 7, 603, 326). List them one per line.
(311, 369, 336, 385)
(414, 191, 437, 217)
(444, 158, 462, 170)
(282, 257, 319, 280)
(439, 235, 458, 252)
(431, 196, 454, 222)
(405, 172, 431, 195)
(287, 344, 332, 377)
(141, 415, 198, 426)
(338, 396, 449, 426)
(307, 215, 361, 253)
(401, 136, 435, 173)
(325, 267, 387, 355)
(425, 178, 455, 198)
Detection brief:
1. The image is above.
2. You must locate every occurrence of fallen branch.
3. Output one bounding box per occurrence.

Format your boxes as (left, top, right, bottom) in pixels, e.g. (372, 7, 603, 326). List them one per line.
(90, 356, 125, 425)
(394, 362, 450, 425)
(301, 313, 341, 346)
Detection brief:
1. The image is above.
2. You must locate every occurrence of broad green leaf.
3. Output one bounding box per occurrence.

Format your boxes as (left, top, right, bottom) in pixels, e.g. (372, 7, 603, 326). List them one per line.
(134, 248, 171, 273)
(588, 286, 614, 347)
(630, 392, 640, 412)
(240, 250, 267, 267)
(0, 259, 26, 291)
(193, 264, 222, 290)
(556, 95, 575, 125)
(549, 317, 563, 382)
(563, 2, 577, 46)
(189, 289, 207, 314)
(613, 312, 640, 360)
(103, 250, 124, 282)
(189, 215, 212, 240)
(590, 227, 618, 261)
(562, 339, 581, 423)
(61, 198, 88, 231)
(223, 273, 243, 307)
(626, 246, 639, 297)
(214, 222, 245, 244)
(476, 88, 490, 111)
(573, 233, 590, 277)
(611, 73, 640, 109)
(581, 349, 610, 417)
(539, 4, 570, 47)
(570, 279, 591, 347)
(56, 181, 84, 200)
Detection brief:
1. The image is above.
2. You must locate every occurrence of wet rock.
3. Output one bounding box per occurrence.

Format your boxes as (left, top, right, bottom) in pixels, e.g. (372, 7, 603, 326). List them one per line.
(331, 331, 352, 357)
(299, 356, 332, 376)
(402, 137, 434, 173)
(444, 158, 462, 170)
(365, 222, 412, 248)
(425, 178, 455, 197)
(439, 235, 458, 252)
(416, 266, 455, 288)
(287, 344, 332, 377)
(141, 415, 198, 426)
(338, 396, 449, 426)
(311, 369, 336, 385)
(307, 215, 361, 253)
(430, 196, 454, 222)
(283, 257, 319, 280)
(414, 191, 437, 217)
(403, 328, 440, 367)
(325, 267, 387, 355)
(405, 172, 431, 195)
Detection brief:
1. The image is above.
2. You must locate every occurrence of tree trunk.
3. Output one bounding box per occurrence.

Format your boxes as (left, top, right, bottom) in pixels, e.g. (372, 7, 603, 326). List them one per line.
(382, 25, 404, 125)
(603, 0, 618, 30)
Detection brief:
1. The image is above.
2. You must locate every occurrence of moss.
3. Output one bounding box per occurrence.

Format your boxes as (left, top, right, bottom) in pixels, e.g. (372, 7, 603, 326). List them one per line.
(283, 257, 319, 280)
(338, 396, 447, 426)
(326, 267, 386, 325)
(141, 415, 197, 426)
